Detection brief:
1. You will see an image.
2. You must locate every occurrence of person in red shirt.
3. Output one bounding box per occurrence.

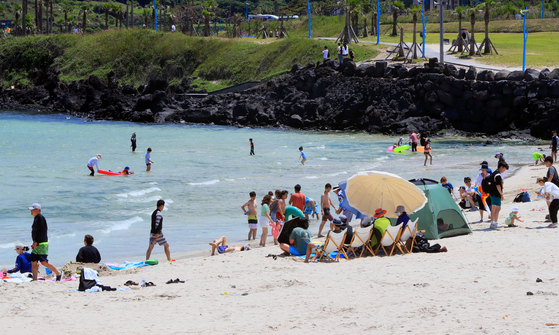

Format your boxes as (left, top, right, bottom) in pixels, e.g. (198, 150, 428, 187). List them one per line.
(288, 184, 306, 212)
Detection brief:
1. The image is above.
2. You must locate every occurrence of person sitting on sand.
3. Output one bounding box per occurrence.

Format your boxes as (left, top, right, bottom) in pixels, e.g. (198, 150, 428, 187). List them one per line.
(437, 218, 451, 231)
(2, 243, 32, 275)
(76, 234, 101, 263)
(279, 219, 313, 256)
(209, 236, 251, 256)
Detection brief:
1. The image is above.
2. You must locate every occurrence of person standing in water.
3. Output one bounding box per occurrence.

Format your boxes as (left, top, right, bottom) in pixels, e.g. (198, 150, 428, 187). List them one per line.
(249, 138, 255, 156)
(423, 139, 433, 166)
(145, 148, 154, 171)
(28, 203, 63, 281)
(87, 154, 102, 176)
(130, 133, 137, 152)
(299, 146, 307, 165)
(146, 200, 172, 262)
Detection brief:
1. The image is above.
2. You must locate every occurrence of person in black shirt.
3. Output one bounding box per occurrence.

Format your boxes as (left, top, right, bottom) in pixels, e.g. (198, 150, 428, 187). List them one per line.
(146, 200, 172, 262)
(76, 235, 102, 263)
(551, 130, 558, 162)
(545, 155, 559, 187)
(489, 162, 509, 229)
(28, 203, 62, 281)
(131, 133, 137, 152)
(249, 138, 255, 156)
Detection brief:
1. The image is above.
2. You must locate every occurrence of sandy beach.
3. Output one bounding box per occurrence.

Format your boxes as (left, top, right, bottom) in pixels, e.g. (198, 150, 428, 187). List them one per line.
(2, 163, 559, 334)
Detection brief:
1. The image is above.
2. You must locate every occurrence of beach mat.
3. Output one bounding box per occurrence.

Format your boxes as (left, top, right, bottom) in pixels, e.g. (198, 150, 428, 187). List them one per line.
(104, 261, 151, 270)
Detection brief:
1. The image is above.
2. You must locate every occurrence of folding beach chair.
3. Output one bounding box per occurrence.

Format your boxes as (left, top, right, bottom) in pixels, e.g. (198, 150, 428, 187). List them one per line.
(398, 218, 419, 254)
(348, 226, 375, 258)
(318, 230, 348, 261)
(374, 224, 405, 256)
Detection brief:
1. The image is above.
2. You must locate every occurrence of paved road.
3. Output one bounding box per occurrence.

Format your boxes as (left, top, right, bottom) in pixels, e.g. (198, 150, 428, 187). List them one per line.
(318, 37, 522, 71)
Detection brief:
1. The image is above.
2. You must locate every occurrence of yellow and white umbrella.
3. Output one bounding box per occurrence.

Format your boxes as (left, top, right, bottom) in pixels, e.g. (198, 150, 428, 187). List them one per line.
(345, 171, 427, 218)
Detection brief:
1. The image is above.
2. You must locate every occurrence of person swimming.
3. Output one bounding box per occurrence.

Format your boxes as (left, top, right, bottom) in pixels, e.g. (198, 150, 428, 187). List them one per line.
(120, 166, 133, 175)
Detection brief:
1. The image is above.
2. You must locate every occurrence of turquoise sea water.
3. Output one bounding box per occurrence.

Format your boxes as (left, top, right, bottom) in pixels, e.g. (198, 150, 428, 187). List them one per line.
(0, 111, 539, 268)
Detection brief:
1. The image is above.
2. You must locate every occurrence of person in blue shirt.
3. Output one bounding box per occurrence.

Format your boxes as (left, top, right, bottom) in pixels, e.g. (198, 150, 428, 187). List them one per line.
(3, 243, 32, 275)
(395, 205, 411, 231)
(145, 148, 154, 171)
(299, 146, 307, 165)
(440, 176, 454, 196)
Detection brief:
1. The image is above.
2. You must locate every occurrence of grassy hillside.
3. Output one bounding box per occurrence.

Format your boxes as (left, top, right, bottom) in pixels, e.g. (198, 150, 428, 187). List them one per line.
(0, 29, 380, 90)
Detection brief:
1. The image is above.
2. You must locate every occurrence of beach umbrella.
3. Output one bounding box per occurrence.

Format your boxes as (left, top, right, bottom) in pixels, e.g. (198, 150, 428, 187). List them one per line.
(345, 171, 427, 218)
(277, 217, 308, 245)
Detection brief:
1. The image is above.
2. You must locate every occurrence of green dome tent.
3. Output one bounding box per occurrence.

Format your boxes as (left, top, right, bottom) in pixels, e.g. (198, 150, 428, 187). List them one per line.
(397, 178, 472, 240)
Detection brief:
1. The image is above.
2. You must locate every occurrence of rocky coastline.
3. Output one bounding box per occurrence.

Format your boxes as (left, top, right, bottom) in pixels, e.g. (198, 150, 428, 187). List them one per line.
(1, 58, 557, 139)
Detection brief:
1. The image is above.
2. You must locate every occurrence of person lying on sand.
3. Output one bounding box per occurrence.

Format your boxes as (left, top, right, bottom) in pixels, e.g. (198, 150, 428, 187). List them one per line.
(209, 236, 252, 256)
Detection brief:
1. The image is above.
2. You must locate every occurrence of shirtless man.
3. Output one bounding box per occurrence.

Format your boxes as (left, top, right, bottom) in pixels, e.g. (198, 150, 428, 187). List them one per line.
(318, 183, 336, 237)
(241, 191, 258, 240)
(209, 236, 251, 256)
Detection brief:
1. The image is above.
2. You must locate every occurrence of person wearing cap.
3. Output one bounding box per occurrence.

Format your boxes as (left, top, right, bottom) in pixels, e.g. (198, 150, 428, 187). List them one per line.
(338, 215, 354, 245)
(489, 161, 509, 229)
(370, 208, 390, 248)
(333, 185, 353, 222)
(76, 235, 102, 263)
(120, 166, 133, 175)
(28, 203, 63, 281)
(395, 206, 411, 231)
(536, 176, 559, 228)
(2, 243, 32, 275)
(288, 184, 306, 212)
(87, 154, 102, 176)
(504, 207, 523, 228)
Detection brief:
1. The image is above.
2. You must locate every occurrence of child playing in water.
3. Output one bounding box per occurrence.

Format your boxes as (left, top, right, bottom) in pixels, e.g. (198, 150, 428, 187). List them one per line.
(241, 191, 258, 241)
(424, 139, 433, 166)
(505, 207, 524, 227)
(299, 146, 307, 165)
(120, 166, 133, 175)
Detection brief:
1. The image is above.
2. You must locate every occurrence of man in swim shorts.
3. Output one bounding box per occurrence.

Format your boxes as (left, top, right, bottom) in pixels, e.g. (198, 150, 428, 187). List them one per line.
(242, 191, 258, 241)
(87, 154, 102, 176)
(303, 197, 320, 220)
(146, 199, 172, 261)
(318, 183, 336, 237)
(209, 236, 251, 256)
(28, 203, 63, 281)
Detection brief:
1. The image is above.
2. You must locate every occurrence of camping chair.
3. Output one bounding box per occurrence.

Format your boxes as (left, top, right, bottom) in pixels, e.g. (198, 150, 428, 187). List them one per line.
(318, 231, 348, 262)
(398, 218, 419, 254)
(348, 226, 375, 258)
(374, 224, 405, 256)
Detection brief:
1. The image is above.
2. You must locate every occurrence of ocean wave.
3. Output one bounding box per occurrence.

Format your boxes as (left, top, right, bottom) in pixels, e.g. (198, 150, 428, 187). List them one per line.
(376, 156, 389, 161)
(100, 216, 143, 234)
(0, 243, 14, 249)
(224, 178, 235, 182)
(188, 179, 220, 186)
(117, 195, 163, 203)
(320, 157, 328, 161)
(52, 233, 76, 239)
(116, 187, 161, 198)
(329, 171, 348, 177)
(305, 176, 319, 179)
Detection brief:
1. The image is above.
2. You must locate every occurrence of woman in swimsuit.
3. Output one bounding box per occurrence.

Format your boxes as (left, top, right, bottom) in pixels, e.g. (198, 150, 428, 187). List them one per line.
(209, 236, 251, 256)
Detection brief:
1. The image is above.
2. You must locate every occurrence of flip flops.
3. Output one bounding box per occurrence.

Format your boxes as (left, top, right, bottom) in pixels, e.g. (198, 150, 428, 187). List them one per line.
(166, 278, 185, 284)
(145, 282, 156, 287)
(506, 224, 518, 228)
(124, 280, 139, 286)
(266, 254, 278, 260)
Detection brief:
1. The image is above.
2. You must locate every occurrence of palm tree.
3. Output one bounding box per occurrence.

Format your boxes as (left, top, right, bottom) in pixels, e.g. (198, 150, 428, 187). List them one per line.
(118, 7, 125, 28)
(22, 0, 27, 36)
(14, 3, 22, 36)
(112, 5, 121, 28)
(464, 7, 478, 56)
(410, 5, 421, 59)
(202, 1, 217, 36)
(453, 6, 464, 52)
(391, 1, 404, 36)
(56, 17, 64, 33)
(142, 8, 150, 28)
(477, 0, 497, 54)
(103, 3, 111, 29)
(79, 4, 90, 33)
(60, 4, 71, 33)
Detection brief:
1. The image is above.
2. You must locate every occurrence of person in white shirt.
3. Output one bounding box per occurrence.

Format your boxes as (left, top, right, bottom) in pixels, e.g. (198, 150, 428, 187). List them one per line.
(87, 154, 102, 176)
(171, 24, 176, 32)
(537, 177, 559, 228)
(342, 43, 349, 59)
(322, 46, 329, 60)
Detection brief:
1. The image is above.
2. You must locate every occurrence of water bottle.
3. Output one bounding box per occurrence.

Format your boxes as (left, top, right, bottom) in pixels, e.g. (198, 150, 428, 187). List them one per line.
(141, 276, 146, 287)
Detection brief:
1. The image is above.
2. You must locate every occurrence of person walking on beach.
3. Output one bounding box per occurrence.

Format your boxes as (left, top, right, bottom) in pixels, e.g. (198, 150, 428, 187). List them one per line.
(28, 204, 63, 281)
(299, 146, 307, 165)
(289, 184, 306, 212)
(489, 161, 509, 229)
(259, 195, 273, 247)
(536, 176, 559, 228)
(87, 154, 102, 176)
(318, 183, 336, 237)
(146, 200, 172, 262)
(423, 139, 432, 166)
(551, 130, 558, 162)
(130, 133, 137, 152)
(145, 148, 154, 171)
(249, 138, 255, 155)
(337, 43, 343, 63)
(409, 131, 418, 152)
(545, 156, 559, 187)
(242, 191, 258, 241)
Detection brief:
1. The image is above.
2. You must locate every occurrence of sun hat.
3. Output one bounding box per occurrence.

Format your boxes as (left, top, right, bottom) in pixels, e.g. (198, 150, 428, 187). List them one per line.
(537, 176, 546, 183)
(28, 203, 41, 210)
(333, 185, 340, 191)
(395, 205, 406, 213)
(361, 217, 372, 227)
(333, 218, 343, 226)
(373, 208, 387, 218)
(338, 214, 347, 223)
(14, 243, 24, 250)
(511, 207, 520, 212)
(96, 154, 102, 159)
(480, 160, 488, 165)
(480, 164, 489, 171)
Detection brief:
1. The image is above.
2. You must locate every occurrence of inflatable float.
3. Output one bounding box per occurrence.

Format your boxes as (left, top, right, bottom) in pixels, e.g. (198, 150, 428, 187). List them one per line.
(387, 146, 395, 152)
(284, 206, 305, 220)
(417, 146, 432, 152)
(393, 144, 410, 153)
(98, 170, 133, 176)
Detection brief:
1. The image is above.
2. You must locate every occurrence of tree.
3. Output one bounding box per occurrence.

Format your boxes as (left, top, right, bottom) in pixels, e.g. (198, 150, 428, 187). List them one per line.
(464, 7, 479, 56)
(142, 8, 150, 28)
(203, 0, 217, 36)
(408, 5, 424, 60)
(103, 3, 111, 29)
(391, 1, 404, 36)
(112, 5, 121, 28)
(14, 3, 21, 36)
(454, 6, 464, 52)
(477, 0, 498, 54)
(56, 17, 64, 33)
(79, 4, 90, 33)
(60, 5, 71, 33)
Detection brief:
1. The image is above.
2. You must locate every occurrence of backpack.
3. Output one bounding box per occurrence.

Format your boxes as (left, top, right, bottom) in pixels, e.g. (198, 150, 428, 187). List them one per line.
(481, 172, 499, 194)
(513, 192, 524, 203)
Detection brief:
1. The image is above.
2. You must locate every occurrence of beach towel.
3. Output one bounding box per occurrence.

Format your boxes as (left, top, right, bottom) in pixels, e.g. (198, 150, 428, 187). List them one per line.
(104, 261, 150, 270)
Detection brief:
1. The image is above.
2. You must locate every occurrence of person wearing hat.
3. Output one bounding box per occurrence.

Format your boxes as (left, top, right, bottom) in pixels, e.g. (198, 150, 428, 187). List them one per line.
(370, 208, 390, 248)
(333, 185, 353, 222)
(120, 166, 133, 175)
(2, 243, 32, 275)
(475, 165, 492, 222)
(536, 176, 559, 228)
(504, 207, 523, 228)
(397, 137, 404, 147)
(395, 206, 411, 231)
(479, 161, 493, 174)
(87, 154, 102, 176)
(28, 203, 63, 281)
(338, 215, 354, 245)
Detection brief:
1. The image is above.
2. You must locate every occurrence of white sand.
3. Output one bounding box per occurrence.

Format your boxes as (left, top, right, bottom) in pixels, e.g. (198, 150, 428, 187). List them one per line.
(2, 164, 559, 333)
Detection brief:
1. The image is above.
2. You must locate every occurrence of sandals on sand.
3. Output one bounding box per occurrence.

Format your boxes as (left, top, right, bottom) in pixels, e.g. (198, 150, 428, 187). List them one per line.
(166, 278, 185, 284)
(145, 282, 156, 287)
(124, 280, 139, 286)
(265, 254, 278, 260)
